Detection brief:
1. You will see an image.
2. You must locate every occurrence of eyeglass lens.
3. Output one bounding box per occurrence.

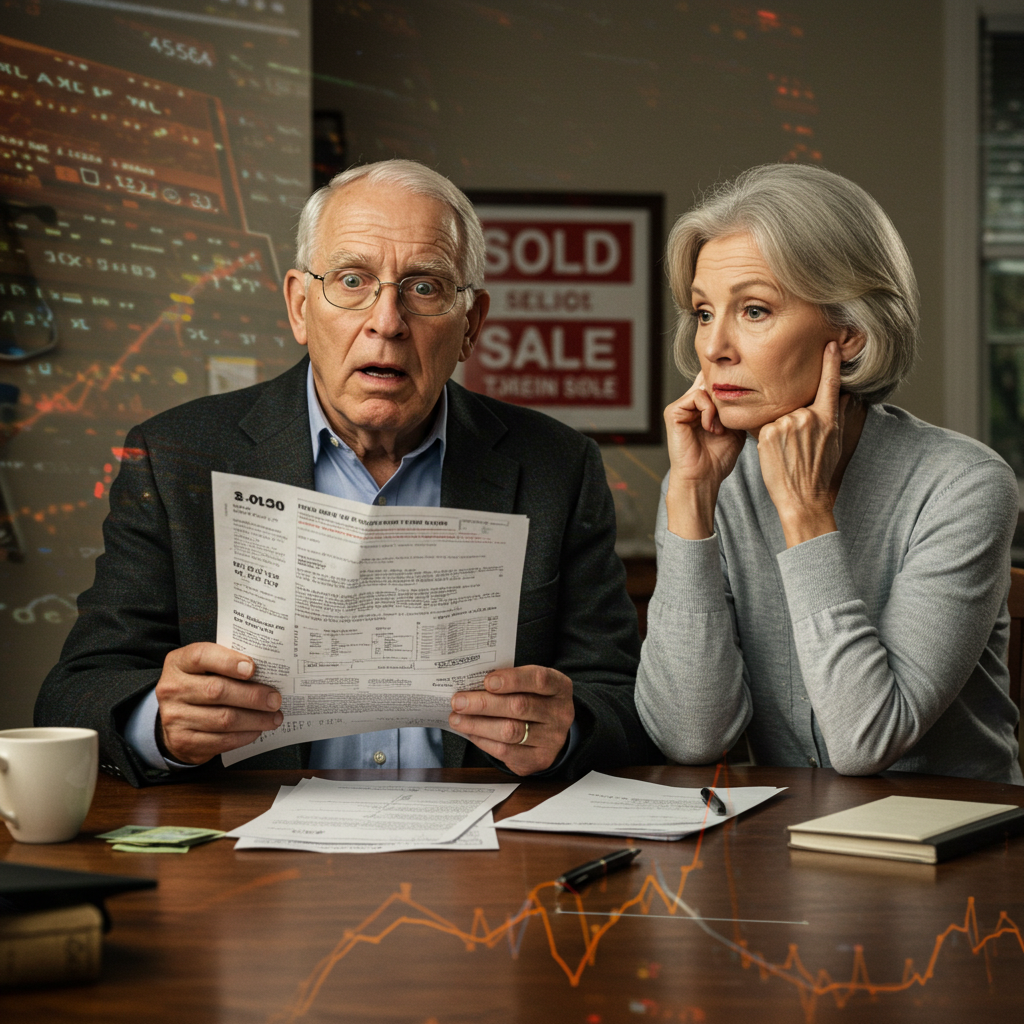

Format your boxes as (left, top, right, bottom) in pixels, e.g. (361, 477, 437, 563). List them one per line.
(323, 269, 458, 315)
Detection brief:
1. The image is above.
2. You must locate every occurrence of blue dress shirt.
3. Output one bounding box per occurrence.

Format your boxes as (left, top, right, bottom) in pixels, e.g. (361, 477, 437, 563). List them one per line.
(303, 365, 448, 769)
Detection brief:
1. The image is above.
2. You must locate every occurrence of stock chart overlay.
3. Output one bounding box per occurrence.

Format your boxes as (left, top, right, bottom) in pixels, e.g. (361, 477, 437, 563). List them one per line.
(0, 0, 310, 712)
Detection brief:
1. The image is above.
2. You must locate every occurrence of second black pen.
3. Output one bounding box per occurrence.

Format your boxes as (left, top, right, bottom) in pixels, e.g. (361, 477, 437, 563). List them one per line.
(556, 848, 641, 892)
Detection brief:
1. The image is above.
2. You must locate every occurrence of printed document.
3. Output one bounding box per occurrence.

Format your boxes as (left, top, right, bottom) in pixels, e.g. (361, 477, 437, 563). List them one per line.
(231, 783, 500, 853)
(225, 777, 517, 849)
(212, 472, 529, 766)
(496, 771, 785, 840)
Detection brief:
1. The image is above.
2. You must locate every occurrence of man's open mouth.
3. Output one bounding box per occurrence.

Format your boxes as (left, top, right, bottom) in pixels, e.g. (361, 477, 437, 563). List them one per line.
(360, 366, 406, 379)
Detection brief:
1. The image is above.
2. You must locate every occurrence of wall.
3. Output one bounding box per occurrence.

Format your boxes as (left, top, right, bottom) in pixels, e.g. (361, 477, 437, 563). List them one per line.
(0, 0, 951, 728)
(311, 0, 947, 554)
(0, 0, 310, 729)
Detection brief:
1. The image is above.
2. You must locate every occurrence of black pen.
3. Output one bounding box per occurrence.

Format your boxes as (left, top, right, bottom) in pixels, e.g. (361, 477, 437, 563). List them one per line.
(556, 848, 641, 892)
(701, 787, 727, 815)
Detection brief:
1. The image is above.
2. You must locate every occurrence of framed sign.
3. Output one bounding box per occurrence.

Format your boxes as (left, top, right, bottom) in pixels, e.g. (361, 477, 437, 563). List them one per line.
(459, 191, 663, 444)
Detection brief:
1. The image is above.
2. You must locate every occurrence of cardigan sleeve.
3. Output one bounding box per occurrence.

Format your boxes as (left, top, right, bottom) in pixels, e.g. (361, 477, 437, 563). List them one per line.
(777, 457, 1019, 775)
(634, 476, 754, 763)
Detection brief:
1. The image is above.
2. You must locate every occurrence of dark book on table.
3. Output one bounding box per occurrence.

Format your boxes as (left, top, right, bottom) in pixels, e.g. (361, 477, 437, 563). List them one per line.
(0, 862, 156, 920)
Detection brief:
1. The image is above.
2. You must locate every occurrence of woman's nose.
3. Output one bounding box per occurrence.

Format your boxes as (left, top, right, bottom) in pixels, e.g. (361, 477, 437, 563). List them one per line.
(701, 317, 736, 363)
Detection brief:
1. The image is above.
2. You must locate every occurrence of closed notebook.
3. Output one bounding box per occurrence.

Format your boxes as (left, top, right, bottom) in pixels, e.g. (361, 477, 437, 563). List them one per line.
(786, 795, 1024, 864)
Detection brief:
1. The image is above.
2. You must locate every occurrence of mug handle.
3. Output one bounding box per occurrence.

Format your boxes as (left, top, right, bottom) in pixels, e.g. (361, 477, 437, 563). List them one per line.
(0, 755, 19, 829)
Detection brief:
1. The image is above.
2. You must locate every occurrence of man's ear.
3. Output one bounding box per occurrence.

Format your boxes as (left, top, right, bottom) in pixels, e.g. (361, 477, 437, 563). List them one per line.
(836, 326, 866, 364)
(458, 289, 490, 363)
(283, 269, 309, 347)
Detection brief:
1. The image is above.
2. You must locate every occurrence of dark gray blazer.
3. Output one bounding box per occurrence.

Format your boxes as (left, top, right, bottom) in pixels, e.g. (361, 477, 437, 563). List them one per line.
(36, 357, 660, 785)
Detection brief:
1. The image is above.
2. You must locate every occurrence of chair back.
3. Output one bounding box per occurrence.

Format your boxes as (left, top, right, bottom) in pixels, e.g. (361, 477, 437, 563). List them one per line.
(1009, 567, 1024, 746)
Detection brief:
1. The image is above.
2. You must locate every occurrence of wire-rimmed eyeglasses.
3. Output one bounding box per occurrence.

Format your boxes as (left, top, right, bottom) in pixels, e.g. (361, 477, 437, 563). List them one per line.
(308, 268, 474, 317)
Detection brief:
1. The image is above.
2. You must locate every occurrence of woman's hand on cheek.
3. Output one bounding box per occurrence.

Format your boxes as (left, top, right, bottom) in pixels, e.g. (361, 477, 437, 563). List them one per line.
(664, 371, 746, 539)
(756, 342, 848, 547)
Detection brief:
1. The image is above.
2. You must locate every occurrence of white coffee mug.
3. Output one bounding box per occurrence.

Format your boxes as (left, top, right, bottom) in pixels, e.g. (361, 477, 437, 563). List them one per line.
(0, 727, 98, 843)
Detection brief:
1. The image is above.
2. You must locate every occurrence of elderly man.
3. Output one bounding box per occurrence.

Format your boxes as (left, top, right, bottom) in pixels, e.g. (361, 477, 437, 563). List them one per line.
(37, 160, 658, 785)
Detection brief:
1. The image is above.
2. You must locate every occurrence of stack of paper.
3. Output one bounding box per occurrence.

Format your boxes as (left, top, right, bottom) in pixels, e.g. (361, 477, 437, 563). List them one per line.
(227, 777, 518, 853)
(496, 771, 785, 840)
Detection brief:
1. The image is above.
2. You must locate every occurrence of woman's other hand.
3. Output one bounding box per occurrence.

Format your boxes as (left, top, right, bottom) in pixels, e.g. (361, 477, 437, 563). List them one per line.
(664, 371, 746, 539)
(756, 342, 858, 547)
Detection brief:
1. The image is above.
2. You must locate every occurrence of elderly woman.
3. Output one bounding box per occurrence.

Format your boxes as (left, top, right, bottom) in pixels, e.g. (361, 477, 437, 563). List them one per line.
(636, 163, 1023, 784)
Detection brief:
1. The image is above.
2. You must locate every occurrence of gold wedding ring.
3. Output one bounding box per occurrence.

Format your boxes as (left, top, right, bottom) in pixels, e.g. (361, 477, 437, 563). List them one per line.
(518, 721, 530, 745)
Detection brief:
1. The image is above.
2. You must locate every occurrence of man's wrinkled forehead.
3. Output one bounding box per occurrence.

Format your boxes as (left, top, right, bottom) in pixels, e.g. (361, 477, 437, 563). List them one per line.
(316, 182, 461, 271)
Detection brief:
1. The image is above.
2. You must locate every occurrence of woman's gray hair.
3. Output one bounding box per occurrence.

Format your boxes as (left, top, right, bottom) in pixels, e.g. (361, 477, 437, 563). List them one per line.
(667, 163, 919, 404)
(294, 159, 485, 296)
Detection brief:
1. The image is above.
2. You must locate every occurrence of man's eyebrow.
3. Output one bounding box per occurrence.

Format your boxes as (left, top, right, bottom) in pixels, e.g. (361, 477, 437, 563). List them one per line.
(322, 251, 456, 278)
(402, 257, 457, 277)
(324, 249, 372, 269)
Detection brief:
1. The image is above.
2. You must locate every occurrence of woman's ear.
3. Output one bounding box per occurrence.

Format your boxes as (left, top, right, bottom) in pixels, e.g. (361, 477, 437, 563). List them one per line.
(835, 327, 866, 364)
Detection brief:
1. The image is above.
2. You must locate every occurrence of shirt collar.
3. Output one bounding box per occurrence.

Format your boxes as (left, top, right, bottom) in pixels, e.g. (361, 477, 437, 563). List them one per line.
(306, 361, 447, 465)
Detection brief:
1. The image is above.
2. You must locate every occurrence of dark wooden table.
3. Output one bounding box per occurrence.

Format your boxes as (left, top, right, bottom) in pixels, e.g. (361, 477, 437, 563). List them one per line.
(2, 765, 1022, 1023)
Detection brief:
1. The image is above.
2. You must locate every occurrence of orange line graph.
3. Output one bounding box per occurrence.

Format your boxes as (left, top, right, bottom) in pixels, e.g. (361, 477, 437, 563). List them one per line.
(269, 770, 1023, 1024)
(273, 873, 1021, 1024)
(658, 872, 1023, 1023)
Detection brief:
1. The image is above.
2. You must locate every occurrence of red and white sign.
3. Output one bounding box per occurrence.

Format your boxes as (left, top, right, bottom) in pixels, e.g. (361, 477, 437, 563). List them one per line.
(458, 195, 661, 442)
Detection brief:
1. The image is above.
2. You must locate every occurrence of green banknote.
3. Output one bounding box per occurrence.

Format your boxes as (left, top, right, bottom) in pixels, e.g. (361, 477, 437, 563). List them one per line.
(111, 843, 191, 854)
(95, 825, 161, 840)
(102, 826, 225, 848)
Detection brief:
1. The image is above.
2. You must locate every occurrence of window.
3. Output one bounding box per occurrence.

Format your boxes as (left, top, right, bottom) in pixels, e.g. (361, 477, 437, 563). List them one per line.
(983, 30, 1024, 485)
(971, 8, 1024, 566)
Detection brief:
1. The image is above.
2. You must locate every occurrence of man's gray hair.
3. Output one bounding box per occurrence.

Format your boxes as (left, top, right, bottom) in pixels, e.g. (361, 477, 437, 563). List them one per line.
(667, 163, 919, 404)
(294, 159, 485, 294)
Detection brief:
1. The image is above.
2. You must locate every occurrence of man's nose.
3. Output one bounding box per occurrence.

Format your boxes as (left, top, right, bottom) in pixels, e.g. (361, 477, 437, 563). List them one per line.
(366, 281, 408, 336)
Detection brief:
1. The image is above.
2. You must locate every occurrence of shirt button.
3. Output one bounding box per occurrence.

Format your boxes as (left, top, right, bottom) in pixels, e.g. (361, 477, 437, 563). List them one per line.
(377, 495, 387, 506)
(807, 756, 818, 767)
(373, 750, 387, 765)
(330, 437, 340, 447)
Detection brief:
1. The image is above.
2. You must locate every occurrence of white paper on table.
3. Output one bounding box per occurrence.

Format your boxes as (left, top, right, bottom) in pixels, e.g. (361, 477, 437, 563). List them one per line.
(211, 472, 529, 765)
(231, 783, 499, 853)
(233, 811, 499, 853)
(496, 771, 785, 840)
(226, 777, 518, 846)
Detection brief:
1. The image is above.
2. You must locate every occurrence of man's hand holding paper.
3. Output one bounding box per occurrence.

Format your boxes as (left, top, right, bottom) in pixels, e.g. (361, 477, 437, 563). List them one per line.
(449, 665, 575, 775)
(154, 643, 282, 765)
